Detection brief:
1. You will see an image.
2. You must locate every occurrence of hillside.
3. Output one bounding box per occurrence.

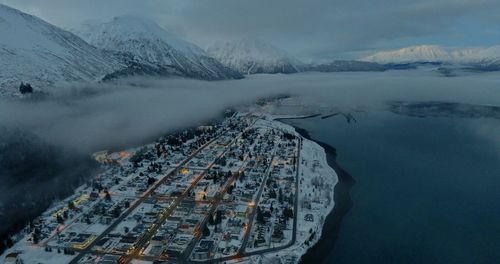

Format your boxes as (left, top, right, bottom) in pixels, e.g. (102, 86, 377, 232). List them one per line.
(364, 45, 500, 69)
(0, 4, 123, 97)
(76, 16, 242, 81)
(207, 38, 304, 74)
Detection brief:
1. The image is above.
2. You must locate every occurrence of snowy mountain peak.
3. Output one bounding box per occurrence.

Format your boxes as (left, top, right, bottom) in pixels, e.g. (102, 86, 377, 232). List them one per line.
(207, 38, 304, 74)
(0, 3, 82, 51)
(76, 16, 241, 80)
(0, 4, 122, 96)
(79, 15, 204, 56)
(219, 38, 290, 59)
(363, 44, 500, 66)
(363, 45, 451, 63)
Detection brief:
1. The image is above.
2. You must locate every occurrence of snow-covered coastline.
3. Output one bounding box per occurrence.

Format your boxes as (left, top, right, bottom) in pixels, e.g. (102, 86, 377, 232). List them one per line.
(242, 116, 338, 264)
(293, 136, 338, 262)
(1, 114, 338, 264)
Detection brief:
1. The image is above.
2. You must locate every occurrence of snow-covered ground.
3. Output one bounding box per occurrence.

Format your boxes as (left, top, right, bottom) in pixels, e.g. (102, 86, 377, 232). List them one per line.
(1, 113, 338, 264)
(363, 44, 500, 65)
(233, 116, 338, 264)
(0, 4, 123, 97)
(207, 38, 304, 74)
(75, 15, 242, 81)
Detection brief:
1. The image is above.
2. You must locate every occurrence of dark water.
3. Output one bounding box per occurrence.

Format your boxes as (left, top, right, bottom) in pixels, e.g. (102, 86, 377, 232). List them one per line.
(286, 110, 500, 264)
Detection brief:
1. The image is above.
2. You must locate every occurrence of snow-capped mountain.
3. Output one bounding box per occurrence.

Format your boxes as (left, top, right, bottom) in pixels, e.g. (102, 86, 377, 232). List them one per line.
(462, 46, 500, 65)
(207, 38, 304, 74)
(363, 45, 451, 63)
(0, 4, 123, 97)
(75, 16, 242, 80)
(363, 45, 500, 66)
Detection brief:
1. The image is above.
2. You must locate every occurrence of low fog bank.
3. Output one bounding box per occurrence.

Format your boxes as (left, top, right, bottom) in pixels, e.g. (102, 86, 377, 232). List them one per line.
(2, 71, 500, 153)
(0, 77, 286, 153)
(0, 71, 499, 248)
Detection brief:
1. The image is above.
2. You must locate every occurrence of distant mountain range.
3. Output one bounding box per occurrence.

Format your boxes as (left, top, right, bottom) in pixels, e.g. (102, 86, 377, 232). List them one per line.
(207, 38, 304, 74)
(1, 3, 500, 97)
(0, 4, 241, 97)
(76, 15, 242, 81)
(363, 45, 500, 69)
(207, 38, 387, 74)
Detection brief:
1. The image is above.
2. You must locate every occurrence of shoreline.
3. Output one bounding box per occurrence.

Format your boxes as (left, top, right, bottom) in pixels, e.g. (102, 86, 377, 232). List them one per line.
(290, 125, 355, 264)
(273, 113, 322, 120)
(3, 115, 353, 263)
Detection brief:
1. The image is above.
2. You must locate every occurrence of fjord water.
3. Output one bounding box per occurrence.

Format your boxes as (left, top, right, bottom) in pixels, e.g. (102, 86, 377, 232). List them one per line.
(279, 72, 500, 264)
(1, 70, 498, 262)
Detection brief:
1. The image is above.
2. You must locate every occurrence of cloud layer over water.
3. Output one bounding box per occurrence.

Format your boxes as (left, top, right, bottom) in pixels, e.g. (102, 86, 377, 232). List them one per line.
(1, 72, 499, 153)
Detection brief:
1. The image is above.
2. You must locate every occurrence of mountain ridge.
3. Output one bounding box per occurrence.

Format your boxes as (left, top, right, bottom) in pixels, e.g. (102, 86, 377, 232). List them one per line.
(0, 3, 124, 97)
(363, 45, 500, 66)
(207, 38, 304, 74)
(75, 15, 242, 81)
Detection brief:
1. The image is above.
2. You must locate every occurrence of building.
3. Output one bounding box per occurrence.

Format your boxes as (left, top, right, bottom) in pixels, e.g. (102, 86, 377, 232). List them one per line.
(192, 239, 215, 260)
(97, 255, 120, 264)
(304, 213, 314, 222)
(90, 192, 100, 200)
(271, 228, 284, 242)
(71, 233, 96, 250)
(4, 252, 24, 264)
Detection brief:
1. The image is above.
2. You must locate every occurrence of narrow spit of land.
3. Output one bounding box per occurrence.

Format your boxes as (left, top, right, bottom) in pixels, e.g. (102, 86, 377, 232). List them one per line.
(285, 124, 355, 264)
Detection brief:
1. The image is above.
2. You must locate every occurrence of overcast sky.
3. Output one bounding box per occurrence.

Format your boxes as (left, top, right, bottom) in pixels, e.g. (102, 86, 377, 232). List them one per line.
(1, 0, 500, 60)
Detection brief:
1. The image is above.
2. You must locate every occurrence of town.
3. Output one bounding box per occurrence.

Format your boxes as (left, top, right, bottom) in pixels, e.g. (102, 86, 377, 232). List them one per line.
(2, 111, 337, 264)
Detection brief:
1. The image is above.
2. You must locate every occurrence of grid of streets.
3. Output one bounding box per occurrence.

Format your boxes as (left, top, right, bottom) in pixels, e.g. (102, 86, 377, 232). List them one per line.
(25, 112, 302, 264)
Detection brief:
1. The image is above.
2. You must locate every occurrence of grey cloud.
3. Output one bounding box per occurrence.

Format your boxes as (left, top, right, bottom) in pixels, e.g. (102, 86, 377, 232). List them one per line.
(0, 77, 287, 152)
(1, 0, 500, 59)
(2, 71, 500, 154)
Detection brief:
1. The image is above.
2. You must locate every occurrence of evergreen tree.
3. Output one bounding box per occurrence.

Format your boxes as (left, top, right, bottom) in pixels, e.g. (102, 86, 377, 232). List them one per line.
(147, 177, 155, 186)
(33, 233, 39, 244)
(19, 82, 33, 94)
(105, 191, 111, 201)
(63, 210, 68, 219)
(113, 205, 121, 218)
(57, 215, 64, 224)
(215, 210, 223, 225)
(256, 206, 265, 224)
(239, 171, 245, 182)
(208, 213, 215, 225)
(5, 235, 13, 248)
(202, 223, 210, 237)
